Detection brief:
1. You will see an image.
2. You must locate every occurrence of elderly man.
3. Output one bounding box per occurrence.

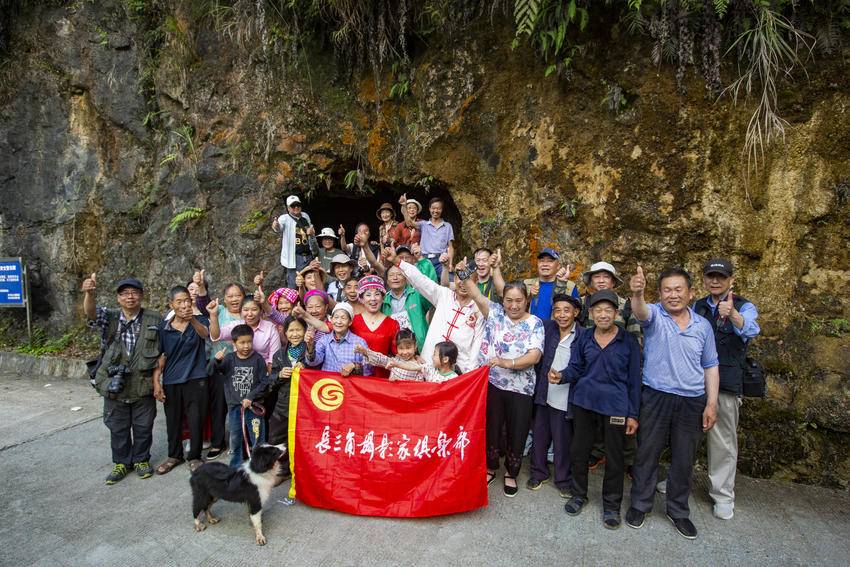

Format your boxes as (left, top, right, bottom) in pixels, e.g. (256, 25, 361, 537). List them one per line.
(272, 195, 318, 289)
(392, 257, 485, 373)
(625, 266, 719, 540)
(83, 274, 162, 485)
(381, 262, 431, 353)
(525, 248, 578, 320)
(694, 258, 760, 520)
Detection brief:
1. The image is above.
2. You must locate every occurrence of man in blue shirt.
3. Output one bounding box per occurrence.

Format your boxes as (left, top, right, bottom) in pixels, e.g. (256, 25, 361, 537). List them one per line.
(153, 285, 210, 475)
(551, 290, 642, 529)
(524, 248, 579, 320)
(625, 266, 719, 540)
(695, 258, 760, 520)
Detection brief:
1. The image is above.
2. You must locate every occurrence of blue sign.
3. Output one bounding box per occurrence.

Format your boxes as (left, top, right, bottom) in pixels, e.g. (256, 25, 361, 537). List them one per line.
(0, 258, 26, 307)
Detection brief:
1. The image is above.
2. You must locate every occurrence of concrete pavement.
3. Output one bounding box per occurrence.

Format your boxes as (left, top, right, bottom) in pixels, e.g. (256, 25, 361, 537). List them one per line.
(0, 371, 848, 566)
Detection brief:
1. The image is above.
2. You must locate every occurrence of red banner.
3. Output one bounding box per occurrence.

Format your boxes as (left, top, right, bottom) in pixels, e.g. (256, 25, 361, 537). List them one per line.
(288, 367, 489, 517)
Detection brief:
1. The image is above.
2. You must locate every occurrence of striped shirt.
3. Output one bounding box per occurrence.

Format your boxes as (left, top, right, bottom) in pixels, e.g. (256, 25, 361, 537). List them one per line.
(361, 349, 424, 381)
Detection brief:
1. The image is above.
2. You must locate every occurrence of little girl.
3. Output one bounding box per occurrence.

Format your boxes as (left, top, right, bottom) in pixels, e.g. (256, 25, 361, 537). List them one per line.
(354, 329, 424, 382)
(368, 339, 461, 383)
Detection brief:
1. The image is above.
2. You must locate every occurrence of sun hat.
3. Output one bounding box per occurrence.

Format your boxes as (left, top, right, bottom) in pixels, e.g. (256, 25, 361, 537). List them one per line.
(375, 202, 395, 220)
(582, 261, 624, 287)
(317, 227, 337, 240)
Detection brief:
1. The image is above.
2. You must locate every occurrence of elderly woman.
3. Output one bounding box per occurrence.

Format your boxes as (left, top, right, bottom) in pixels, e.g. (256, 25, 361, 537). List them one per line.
(464, 260, 545, 498)
(349, 275, 400, 379)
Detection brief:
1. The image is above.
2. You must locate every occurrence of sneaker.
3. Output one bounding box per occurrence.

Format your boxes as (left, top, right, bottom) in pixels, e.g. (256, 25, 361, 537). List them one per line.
(525, 477, 547, 491)
(603, 510, 621, 529)
(206, 447, 225, 460)
(503, 477, 518, 498)
(656, 479, 667, 494)
(667, 514, 698, 539)
(625, 507, 646, 529)
(558, 487, 572, 499)
(588, 456, 605, 471)
(713, 502, 734, 520)
(105, 463, 128, 485)
(563, 496, 585, 516)
(134, 461, 153, 479)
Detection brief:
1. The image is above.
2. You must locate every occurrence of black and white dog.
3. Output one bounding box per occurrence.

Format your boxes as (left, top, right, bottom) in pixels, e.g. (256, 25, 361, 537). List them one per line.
(190, 444, 288, 545)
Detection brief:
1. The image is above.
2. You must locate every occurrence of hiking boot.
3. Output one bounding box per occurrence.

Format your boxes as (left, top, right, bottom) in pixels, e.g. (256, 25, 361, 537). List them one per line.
(667, 514, 698, 539)
(625, 507, 646, 529)
(105, 463, 128, 485)
(563, 496, 585, 516)
(525, 477, 547, 491)
(603, 510, 621, 529)
(134, 461, 153, 479)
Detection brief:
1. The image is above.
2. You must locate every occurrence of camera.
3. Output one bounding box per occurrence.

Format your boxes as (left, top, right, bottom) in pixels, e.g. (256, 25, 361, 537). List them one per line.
(455, 266, 472, 281)
(106, 364, 130, 398)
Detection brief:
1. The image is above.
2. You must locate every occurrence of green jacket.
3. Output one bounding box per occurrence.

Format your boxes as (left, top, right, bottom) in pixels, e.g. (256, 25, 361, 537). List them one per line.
(94, 308, 162, 402)
(416, 258, 438, 282)
(382, 285, 432, 353)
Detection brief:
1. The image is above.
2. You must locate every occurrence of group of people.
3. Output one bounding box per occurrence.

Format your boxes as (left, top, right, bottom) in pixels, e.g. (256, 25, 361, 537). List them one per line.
(80, 192, 760, 540)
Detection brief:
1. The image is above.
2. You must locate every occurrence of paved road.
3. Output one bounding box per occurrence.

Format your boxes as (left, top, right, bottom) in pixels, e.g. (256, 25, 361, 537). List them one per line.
(1, 372, 848, 566)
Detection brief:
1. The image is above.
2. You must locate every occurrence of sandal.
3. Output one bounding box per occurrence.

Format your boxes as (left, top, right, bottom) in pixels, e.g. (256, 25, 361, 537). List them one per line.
(486, 471, 496, 486)
(188, 459, 204, 473)
(155, 458, 184, 475)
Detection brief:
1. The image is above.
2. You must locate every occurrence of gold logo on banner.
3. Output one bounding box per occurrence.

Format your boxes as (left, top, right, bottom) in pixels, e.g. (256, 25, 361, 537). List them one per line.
(311, 378, 344, 411)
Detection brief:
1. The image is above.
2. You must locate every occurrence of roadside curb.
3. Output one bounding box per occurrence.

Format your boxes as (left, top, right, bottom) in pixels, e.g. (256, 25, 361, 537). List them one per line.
(0, 350, 87, 380)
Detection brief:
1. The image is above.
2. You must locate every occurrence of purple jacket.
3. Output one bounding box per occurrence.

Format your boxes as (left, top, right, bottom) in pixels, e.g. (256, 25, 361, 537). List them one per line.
(533, 320, 588, 407)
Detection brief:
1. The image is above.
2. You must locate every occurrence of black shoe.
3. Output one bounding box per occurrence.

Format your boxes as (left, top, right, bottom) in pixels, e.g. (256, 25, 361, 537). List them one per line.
(563, 496, 585, 516)
(206, 447, 224, 460)
(105, 463, 128, 485)
(667, 514, 697, 539)
(625, 507, 646, 529)
(525, 477, 547, 491)
(603, 510, 621, 529)
(503, 476, 518, 498)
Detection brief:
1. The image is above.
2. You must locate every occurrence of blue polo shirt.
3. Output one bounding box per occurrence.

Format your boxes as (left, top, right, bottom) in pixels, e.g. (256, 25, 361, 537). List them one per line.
(640, 303, 718, 397)
(561, 326, 642, 419)
(158, 316, 210, 386)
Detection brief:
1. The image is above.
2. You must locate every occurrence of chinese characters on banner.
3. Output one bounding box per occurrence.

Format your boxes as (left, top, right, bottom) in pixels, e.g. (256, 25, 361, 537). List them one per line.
(288, 367, 489, 517)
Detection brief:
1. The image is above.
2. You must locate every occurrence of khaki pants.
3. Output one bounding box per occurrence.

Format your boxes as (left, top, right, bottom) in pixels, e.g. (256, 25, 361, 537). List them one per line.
(707, 392, 742, 506)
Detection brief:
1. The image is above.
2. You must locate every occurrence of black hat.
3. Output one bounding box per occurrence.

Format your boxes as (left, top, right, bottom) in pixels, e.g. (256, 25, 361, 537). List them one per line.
(553, 294, 582, 313)
(395, 244, 413, 255)
(703, 258, 733, 277)
(589, 289, 619, 309)
(115, 277, 144, 292)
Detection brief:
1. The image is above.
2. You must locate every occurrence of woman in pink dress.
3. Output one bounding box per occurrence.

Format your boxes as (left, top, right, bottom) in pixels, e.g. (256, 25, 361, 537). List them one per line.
(349, 275, 399, 379)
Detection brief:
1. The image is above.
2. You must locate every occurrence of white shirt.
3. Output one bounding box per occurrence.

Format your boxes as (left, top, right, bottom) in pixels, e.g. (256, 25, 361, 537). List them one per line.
(276, 212, 312, 268)
(547, 324, 577, 411)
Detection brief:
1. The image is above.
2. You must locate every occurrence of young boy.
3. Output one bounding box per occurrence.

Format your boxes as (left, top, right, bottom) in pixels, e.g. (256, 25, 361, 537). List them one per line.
(213, 324, 269, 468)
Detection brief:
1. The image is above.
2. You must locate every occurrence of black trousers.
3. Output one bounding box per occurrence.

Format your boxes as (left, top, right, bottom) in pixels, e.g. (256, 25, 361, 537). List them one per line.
(589, 421, 637, 465)
(164, 379, 208, 461)
(486, 384, 533, 478)
(267, 379, 292, 446)
(571, 405, 627, 512)
(208, 371, 228, 449)
(103, 396, 156, 466)
(629, 386, 706, 519)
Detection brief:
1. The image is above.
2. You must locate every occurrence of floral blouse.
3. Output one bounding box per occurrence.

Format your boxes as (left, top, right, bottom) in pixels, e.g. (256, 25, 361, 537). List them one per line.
(478, 301, 545, 395)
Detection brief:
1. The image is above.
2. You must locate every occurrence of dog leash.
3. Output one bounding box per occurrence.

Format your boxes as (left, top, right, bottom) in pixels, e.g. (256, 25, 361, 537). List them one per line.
(240, 401, 266, 458)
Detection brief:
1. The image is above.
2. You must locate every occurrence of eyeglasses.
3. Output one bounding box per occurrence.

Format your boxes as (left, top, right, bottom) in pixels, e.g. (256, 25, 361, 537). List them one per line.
(118, 290, 141, 297)
(289, 203, 302, 208)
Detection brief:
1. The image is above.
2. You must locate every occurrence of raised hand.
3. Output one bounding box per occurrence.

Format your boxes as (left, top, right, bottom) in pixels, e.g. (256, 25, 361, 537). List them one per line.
(410, 243, 421, 259)
(308, 258, 321, 271)
(398, 193, 407, 205)
(383, 247, 397, 264)
(295, 273, 305, 288)
(215, 347, 226, 361)
(304, 327, 316, 347)
(353, 344, 367, 355)
(272, 217, 281, 232)
(555, 264, 572, 283)
(307, 225, 316, 237)
(529, 281, 540, 296)
(630, 265, 646, 295)
(439, 252, 450, 265)
(81, 272, 97, 293)
(292, 305, 306, 318)
(206, 298, 220, 315)
(253, 286, 266, 304)
(338, 224, 345, 237)
(253, 270, 265, 287)
(717, 286, 735, 318)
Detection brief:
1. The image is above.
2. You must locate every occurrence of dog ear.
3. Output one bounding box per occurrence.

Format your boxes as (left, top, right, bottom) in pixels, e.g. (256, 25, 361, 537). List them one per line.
(249, 445, 276, 473)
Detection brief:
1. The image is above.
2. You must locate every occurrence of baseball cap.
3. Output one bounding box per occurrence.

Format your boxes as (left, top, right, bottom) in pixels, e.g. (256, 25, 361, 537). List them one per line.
(589, 289, 620, 309)
(115, 277, 144, 293)
(582, 261, 624, 287)
(286, 195, 302, 207)
(395, 244, 413, 255)
(537, 247, 560, 260)
(703, 258, 733, 277)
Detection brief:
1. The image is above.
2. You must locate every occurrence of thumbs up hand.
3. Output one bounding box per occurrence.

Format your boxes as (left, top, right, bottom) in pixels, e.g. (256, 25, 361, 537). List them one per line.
(717, 286, 735, 318)
(81, 273, 97, 293)
(630, 265, 646, 295)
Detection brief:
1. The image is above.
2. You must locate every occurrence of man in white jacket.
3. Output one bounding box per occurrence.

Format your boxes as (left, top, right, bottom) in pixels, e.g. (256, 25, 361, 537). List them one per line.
(396, 259, 485, 375)
(272, 195, 317, 288)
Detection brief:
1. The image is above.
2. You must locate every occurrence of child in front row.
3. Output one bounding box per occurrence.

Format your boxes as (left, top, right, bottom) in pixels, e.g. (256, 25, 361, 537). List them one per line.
(364, 339, 461, 384)
(355, 329, 425, 381)
(213, 324, 268, 468)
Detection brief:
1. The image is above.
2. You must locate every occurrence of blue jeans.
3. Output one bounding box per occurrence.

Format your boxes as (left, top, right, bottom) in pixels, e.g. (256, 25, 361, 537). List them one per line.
(283, 254, 313, 289)
(428, 256, 444, 280)
(228, 405, 266, 468)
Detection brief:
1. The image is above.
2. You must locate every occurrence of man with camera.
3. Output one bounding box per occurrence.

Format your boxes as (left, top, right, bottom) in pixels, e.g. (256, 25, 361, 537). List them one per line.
(83, 274, 162, 485)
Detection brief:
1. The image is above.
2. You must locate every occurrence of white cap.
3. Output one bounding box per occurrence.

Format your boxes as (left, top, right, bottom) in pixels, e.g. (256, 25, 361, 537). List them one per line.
(582, 261, 624, 287)
(332, 302, 354, 320)
(286, 195, 302, 207)
(318, 227, 337, 240)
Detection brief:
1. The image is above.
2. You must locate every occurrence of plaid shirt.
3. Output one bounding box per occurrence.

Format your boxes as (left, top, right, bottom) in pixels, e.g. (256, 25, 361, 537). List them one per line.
(306, 330, 372, 376)
(362, 349, 423, 381)
(89, 306, 141, 355)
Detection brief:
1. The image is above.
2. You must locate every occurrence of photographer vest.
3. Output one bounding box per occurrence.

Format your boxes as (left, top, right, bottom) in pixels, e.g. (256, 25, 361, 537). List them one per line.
(694, 295, 750, 395)
(94, 308, 162, 402)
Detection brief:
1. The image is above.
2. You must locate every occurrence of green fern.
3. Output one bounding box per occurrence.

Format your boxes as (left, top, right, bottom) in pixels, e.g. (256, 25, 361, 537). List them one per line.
(168, 208, 205, 232)
(714, 0, 731, 19)
(514, 0, 540, 38)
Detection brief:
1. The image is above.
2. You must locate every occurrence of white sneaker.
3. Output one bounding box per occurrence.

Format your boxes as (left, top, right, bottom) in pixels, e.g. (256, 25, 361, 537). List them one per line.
(713, 503, 734, 520)
(656, 479, 667, 494)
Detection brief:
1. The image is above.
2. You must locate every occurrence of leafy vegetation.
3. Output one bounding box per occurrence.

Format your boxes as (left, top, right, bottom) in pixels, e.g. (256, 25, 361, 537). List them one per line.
(168, 207, 205, 232)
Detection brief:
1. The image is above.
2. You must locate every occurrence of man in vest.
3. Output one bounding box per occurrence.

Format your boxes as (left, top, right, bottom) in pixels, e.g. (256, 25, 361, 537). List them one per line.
(82, 274, 162, 485)
(695, 258, 760, 520)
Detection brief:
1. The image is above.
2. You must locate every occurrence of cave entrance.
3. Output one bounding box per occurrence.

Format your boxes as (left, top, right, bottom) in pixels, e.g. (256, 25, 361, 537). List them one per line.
(301, 181, 463, 256)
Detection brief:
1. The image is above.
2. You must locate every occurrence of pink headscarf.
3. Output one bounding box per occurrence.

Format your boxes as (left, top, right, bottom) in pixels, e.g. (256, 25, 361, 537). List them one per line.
(303, 289, 330, 305)
(269, 288, 299, 310)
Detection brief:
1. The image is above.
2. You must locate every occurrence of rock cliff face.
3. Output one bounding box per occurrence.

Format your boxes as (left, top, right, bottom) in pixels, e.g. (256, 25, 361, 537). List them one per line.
(1, 2, 848, 486)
